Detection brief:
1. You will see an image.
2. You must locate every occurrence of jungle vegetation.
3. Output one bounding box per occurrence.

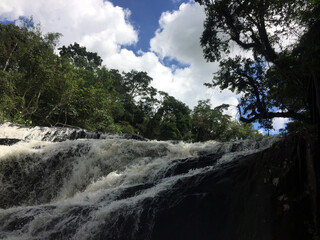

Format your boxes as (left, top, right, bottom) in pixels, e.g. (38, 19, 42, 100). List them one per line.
(0, 20, 261, 141)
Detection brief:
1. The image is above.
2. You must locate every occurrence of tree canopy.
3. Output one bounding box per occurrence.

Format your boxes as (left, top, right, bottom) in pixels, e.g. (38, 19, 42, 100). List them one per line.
(196, 0, 320, 133)
(0, 20, 262, 141)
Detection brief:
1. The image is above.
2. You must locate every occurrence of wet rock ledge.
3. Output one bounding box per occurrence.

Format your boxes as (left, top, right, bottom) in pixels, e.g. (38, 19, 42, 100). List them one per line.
(138, 132, 319, 240)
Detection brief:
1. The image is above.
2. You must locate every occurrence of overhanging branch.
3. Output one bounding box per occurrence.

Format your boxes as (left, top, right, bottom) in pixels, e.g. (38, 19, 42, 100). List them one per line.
(239, 110, 309, 123)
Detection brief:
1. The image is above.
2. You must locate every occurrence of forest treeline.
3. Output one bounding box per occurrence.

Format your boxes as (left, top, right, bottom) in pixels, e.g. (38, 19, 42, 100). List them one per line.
(0, 21, 261, 141)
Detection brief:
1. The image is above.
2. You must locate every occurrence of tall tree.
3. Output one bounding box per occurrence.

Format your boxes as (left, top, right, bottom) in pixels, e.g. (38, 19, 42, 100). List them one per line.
(146, 93, 191, 140)
(196, 0, 320, 231)
(192, 100, 260, 141)
(192, 100, 230, 141)
(59, 42, 102, 69)
(196, 0, 320, 131)
(112, 70, 158, 135)
(0, 22, 62, 124)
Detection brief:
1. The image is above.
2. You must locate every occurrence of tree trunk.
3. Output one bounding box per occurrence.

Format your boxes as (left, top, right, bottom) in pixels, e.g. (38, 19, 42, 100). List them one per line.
(3, 42, 18, 72)
(310, 71, 320, 137)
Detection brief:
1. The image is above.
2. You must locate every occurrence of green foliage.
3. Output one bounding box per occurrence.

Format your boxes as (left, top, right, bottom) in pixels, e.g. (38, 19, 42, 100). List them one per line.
(192, 100, 229, 141)
(191, 100, 261, 141)
(0, 20, 264, 141)
(0, 22, 63, 124)
(59, 42, 102, 69)
(196, 0, 312, 62)
(145, 94, 191, 141)
(196, 0, 320, 133)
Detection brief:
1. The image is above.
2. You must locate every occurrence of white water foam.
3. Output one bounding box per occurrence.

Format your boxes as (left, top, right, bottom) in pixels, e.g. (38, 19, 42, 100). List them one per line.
(0, 123, 281, 240)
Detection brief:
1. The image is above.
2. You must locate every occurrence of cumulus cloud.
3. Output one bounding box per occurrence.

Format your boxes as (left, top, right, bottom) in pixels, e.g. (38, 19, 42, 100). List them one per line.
(0, 0, 138, 57)
(149, 2, 240, 112)
(272, 118, 289, 132)
(150, 2, 205, 65)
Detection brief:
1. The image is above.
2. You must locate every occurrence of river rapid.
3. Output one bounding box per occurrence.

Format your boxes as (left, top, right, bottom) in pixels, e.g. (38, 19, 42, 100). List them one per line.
(0, 122, 280, 240)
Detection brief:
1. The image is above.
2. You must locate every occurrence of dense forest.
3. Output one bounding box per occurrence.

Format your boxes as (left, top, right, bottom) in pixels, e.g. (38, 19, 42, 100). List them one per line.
(0, 19, 261, 141)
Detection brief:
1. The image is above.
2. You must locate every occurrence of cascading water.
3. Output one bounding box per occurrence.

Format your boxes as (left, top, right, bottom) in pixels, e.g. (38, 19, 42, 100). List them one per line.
(0, 122, 280, 240)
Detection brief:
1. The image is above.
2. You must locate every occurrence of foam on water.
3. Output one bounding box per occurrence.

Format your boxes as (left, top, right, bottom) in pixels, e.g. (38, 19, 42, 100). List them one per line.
(0, 123, 281, 239)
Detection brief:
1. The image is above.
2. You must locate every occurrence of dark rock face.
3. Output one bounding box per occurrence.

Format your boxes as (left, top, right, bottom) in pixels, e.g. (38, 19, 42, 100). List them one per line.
(147, 137, 311, 240)
(0, 138, 20, 145)
(94, 134, 317, 240)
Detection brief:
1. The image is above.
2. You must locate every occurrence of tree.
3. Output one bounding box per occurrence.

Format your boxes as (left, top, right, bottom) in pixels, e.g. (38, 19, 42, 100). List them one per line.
(192, 100, 230, 141)
(59, 42, 102, 69)
(0, 20, 266, 141)
(111, 70, 158, 135)
(0, 23, 121, 131)
(146, 93, 191, 140)
(196, 0, 320, 132)
(196, 0, 320, 231)
(55, 43, 124, 131)
(192, 99, 261, 141)
(0, 22, 63, 124)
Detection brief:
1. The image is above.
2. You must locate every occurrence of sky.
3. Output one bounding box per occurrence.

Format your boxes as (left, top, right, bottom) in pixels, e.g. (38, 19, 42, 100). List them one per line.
(0, 0, 287, 133)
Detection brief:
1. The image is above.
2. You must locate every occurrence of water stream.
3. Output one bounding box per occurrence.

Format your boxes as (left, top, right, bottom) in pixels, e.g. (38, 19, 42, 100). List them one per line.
(0, 122, 280, 240)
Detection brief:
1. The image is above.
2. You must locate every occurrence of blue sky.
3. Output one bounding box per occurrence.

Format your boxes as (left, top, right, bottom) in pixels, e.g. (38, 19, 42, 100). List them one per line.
(108, 0, 187, 52)
(0, 0, 288, 133)
(107, 0, 191, 70)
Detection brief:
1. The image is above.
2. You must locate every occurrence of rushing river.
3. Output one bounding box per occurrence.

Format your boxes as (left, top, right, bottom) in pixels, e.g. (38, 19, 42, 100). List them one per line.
(0, 122, 280, 240)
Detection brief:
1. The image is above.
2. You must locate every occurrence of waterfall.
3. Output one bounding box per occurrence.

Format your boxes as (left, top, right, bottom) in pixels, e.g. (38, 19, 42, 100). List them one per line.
(0, 123, 280, 240)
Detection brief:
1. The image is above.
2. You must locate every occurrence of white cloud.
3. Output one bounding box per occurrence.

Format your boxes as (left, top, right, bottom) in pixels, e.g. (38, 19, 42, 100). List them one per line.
(272, 118, 289, 132)
(150, 2, 205, 65)
(0, 0, 138, 57)
(258, 117, 289, 135)
(149, 2, 240, 110)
